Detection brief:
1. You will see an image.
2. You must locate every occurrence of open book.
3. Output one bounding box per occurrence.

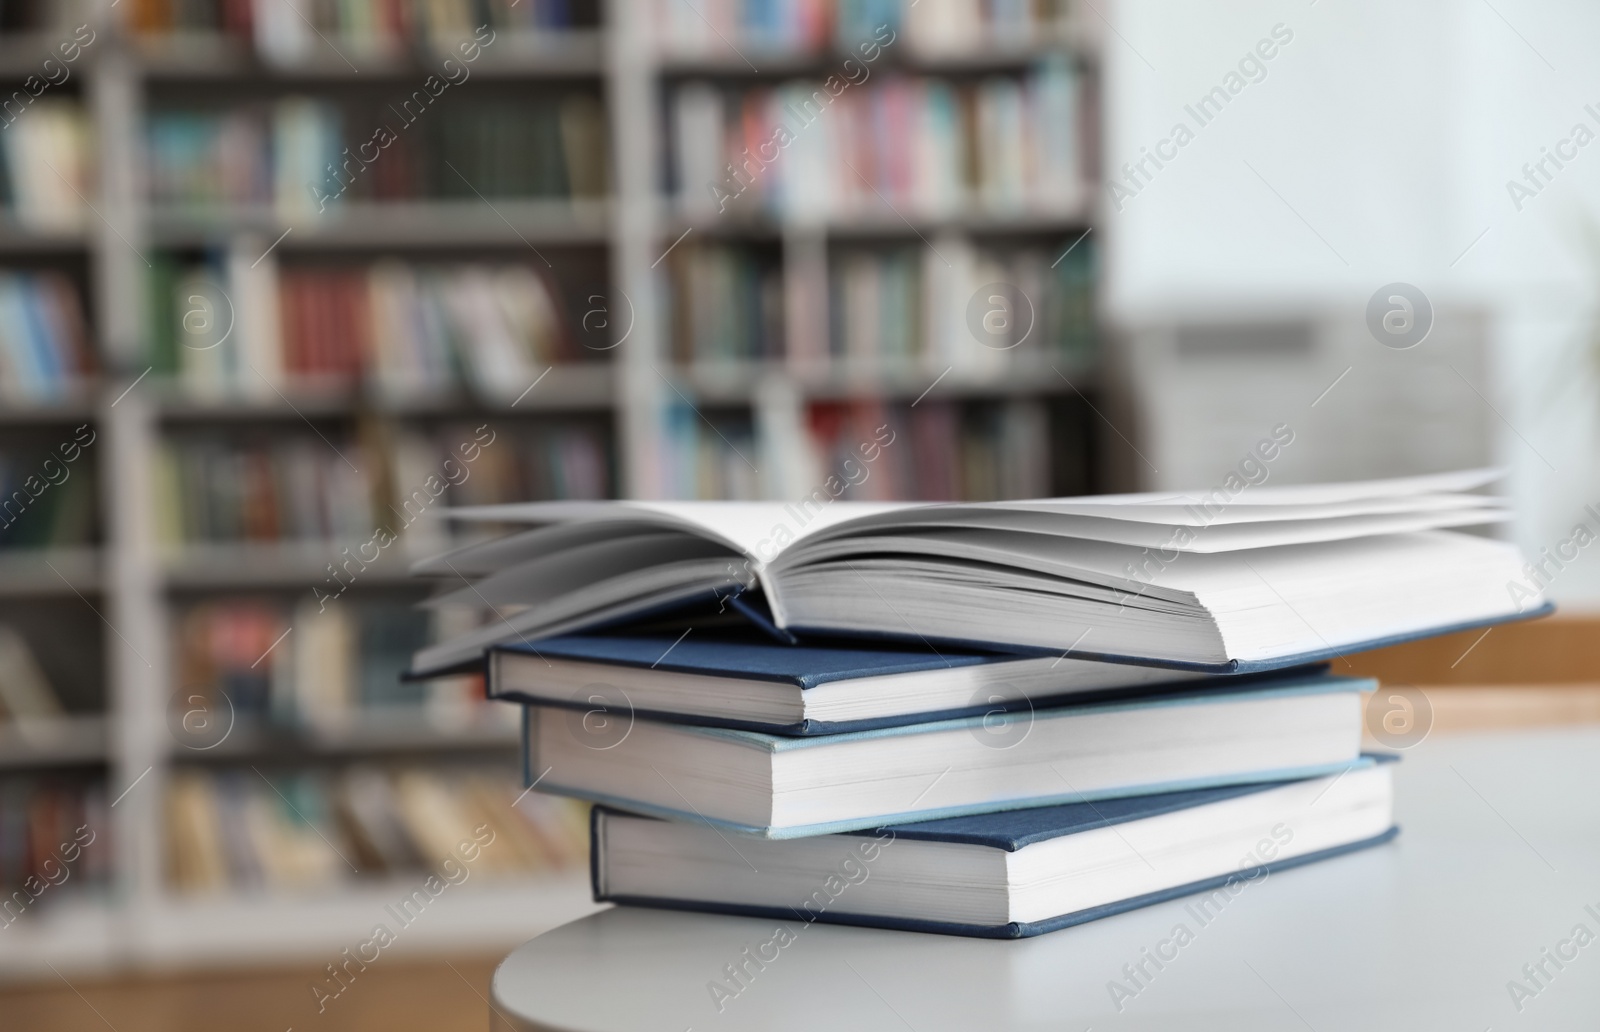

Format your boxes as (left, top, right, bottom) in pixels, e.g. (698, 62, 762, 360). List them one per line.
(408, 469, 1544, 676)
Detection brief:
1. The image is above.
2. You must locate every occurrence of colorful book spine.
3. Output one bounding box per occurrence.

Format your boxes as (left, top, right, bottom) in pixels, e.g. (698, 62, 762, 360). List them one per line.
(672, 61, 1082, 219)
(661, 243, 785, 364)
(0, 100, 90, 232)
(156, 423, 612, 545)
(158, 434, 380, 544)
(125, 0, 592, 46)
(173, 595, 504, 727)
(147, 254, 579, 399)
(146, 94, 606, 216)
(653, 0, 1072, 55)
(163, 765, 587, 893)
(660, 399, 763, 501)
(0, 271, 94, 401)
(803, 396, 1052, 501)
(658, 235, 1094, 370)
(0, 777, 109, 925)
(0, 440, 98, 549)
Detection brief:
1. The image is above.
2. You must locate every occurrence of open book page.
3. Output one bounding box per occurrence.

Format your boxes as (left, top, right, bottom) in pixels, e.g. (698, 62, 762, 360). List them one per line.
(777, 502, 1508, 557)
(1187, 532, 1529, 662)
(439, 500, 911, 565)
(1031, 468, 1502, 509)
(976, 491, 1502, 525)
(768, 530, 1535, 664)
(436, 471, 1503, 566)
(422, 532, 739, 610)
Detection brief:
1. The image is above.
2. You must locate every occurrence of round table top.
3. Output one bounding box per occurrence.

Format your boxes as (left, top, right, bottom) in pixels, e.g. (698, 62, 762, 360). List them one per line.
(493, 725, 1600, 1031)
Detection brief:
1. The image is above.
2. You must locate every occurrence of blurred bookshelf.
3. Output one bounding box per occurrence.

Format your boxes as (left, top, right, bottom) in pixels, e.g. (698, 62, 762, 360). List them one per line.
(0, 0, 1105, 978)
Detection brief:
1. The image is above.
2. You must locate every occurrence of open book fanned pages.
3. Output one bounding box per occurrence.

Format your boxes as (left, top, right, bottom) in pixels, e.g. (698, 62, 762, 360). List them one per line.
(408, 469, 1546, 676)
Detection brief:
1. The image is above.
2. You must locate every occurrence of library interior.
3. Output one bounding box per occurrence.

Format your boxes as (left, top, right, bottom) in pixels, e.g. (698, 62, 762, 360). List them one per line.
(0, 2, 1597, 1030)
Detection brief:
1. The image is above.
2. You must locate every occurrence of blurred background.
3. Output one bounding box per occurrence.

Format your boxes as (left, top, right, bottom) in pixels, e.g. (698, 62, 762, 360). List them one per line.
(0, 0, 1594, 1028)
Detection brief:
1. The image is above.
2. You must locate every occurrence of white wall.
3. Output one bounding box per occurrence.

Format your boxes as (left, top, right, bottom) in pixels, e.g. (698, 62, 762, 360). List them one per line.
(1104, 0, 1600, 606)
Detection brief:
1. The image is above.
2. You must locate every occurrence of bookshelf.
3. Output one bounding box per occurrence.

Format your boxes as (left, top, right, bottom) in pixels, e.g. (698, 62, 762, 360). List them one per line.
(0, 1, 1105, 978)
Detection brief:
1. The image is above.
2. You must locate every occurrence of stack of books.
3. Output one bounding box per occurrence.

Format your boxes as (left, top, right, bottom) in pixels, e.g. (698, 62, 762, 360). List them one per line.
(407, 470, 1546, 937)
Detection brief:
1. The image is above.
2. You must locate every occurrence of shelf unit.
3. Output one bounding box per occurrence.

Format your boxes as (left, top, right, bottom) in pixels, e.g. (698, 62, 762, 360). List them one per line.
(621, 10, 1105, 501)
(0, 1, 1105, 977)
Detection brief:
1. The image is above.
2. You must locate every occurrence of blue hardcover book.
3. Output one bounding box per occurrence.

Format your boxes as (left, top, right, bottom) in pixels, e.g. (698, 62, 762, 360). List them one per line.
(591, 758, 1399, 938)
(523, 673, 1372, 838)
(488, 632, 1317, 735)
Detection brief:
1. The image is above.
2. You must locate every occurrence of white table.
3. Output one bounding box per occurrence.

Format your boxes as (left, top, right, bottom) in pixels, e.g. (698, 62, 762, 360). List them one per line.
(493, 726, 1600, 1030)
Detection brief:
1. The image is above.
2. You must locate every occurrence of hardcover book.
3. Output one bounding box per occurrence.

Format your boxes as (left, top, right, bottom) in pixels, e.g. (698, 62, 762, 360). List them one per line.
(408, 470, 1547, 676)
(485, 631, 1304, 734)
(521, 673, 1369, 837)
(591, 760, 1398, 938)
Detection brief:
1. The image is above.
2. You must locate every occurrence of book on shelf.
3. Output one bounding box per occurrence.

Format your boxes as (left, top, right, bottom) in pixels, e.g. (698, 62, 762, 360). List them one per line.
(0, 624, 66, 724)
(801, 397, 1052, 502)
(424, 420, 611, 509)
(289, 596, 505, 732)
(148, 252, 581, 400)
(652, 0, 837, 54)
(157, 434, 377, 545)
(669, 59, 1082, 220)
(902, 0, 1077, 55)
(408, 469, 1541, 674)
(520, 673, 1369, 837)
(0, 271, 95, 400)
(175, 597, 285, 719)
(430, 97, 607, 201)
(146, 92, 607, 219)
(659, 242, 785, 364)
(155, 423, 611, 550)
(948, 234, 1097, 367)
(653, 0, 1075, 57)
(163, 764, 586, 893)
(0, 440, 98, 547)
(591, 760, 1396, 938)
(481, 631, 1336, 735)
(125, 0, 596, 53)
(174, 595, 510, 733)
(144, 98, 337, 218)
(659, 400, 763, 501)
(0, 99, 89, 233)
(0, 3, 95, 34)
(828, 234, 1096, 373)
(830, 246, 921, 364)
(659, 235, 1095, 373)
(0, 776, 109, 922)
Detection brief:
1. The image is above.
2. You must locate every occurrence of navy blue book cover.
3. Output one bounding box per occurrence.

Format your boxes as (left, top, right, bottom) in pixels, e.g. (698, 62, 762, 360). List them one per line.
(591, 758, 1400, 938)
(492, 633, 1002, 689)
(492, 633, 1332, 735)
